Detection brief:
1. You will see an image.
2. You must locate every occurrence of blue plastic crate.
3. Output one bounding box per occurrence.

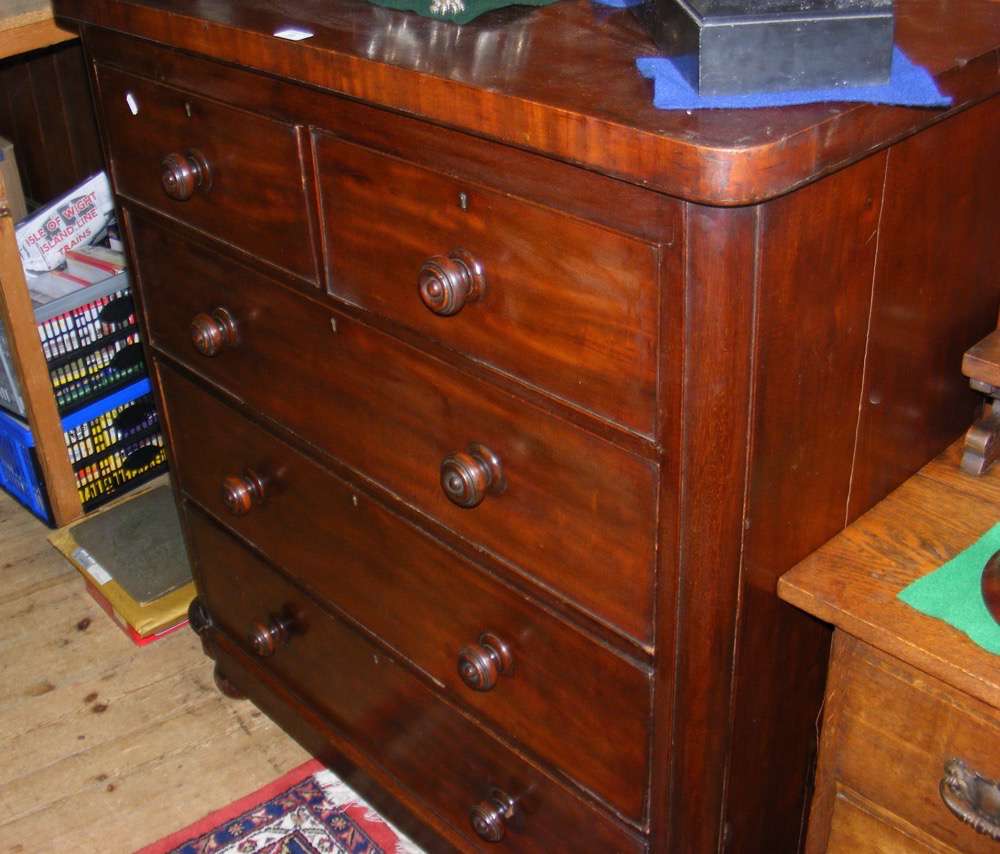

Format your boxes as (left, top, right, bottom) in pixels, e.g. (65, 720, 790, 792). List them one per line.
(0, 377, 168, 524)
(0, 407, 50, 522)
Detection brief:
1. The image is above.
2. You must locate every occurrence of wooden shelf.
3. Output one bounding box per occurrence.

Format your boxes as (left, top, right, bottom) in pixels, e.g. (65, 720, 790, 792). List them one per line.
(0, 174, 83, 527)
(1, 5, 76, 62)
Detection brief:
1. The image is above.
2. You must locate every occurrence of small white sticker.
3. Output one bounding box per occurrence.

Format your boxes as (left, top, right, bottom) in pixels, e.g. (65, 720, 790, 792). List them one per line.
(273, 27, 314, 41)
(125, 91, 139, 116)
(73, 547, 112, 585)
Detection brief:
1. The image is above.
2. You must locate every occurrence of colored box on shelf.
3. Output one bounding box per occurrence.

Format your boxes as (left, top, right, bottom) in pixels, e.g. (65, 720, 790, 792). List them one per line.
(0, 377, 168, 524)
(0, 271, 146, 420)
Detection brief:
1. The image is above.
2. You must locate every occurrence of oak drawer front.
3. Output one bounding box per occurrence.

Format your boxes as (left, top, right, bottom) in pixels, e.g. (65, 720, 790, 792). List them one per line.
(828, 637, 1000, 853)
(187, 509, 645, 854)
(135, 218, 657, 643)
(316, 135, 659, 436)
(159, 361, 652, 821)
(95, 65, 316, 281)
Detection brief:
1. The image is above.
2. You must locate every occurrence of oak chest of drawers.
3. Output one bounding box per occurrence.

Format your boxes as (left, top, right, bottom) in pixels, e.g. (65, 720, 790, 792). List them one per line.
(779, 443, 1000, 852)
(56, 0, 1000, 850)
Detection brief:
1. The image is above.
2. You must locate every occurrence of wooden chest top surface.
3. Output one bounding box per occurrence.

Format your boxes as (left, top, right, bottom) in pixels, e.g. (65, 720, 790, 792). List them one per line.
(52, 0, 1000, 203)
(780, 441, 1000, 712)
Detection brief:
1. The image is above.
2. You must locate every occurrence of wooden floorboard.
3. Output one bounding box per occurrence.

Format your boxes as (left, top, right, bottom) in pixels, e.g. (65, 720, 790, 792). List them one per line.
(0, 489, 310, 852)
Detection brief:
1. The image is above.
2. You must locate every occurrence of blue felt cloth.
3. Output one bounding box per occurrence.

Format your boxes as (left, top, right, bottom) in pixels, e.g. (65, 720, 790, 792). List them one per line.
(590, 0, 951, 110)
(635, 47, 951, 110)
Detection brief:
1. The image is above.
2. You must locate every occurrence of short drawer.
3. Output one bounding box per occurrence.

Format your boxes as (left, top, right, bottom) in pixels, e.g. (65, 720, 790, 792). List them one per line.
(160, 361, 652, 821)
(135, 217, 657, 643)
(95, 65, 316, 281)
(186, 508, 645, 854)
(316, 135, 659, 436)
(815, 634, 1000, 853)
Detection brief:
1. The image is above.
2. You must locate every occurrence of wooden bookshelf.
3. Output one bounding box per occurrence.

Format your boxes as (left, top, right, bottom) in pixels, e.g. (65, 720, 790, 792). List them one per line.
(0, 172, 82, 525)
(1, 4, 77, 61)
(0, 5, 92, 526)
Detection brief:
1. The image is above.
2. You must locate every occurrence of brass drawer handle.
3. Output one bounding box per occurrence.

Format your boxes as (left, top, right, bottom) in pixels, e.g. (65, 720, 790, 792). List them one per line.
(161, 149, 212, 201)
(191, 307, 239, 357)
(440, 443, 505, 509)
(940, 758, 1000, 841)
(457, 632, 513, 691)
(418, 249, 485, 316)
(470, 787, 518, 843)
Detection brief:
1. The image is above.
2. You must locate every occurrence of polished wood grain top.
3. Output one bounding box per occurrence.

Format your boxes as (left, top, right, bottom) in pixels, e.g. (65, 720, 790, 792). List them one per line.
(779, 442, 1000, 712)
(52, 0, 1000, 204)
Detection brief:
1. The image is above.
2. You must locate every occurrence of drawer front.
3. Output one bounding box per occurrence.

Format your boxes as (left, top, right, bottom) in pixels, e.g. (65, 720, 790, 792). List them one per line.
(187, 508, 645, 854)
(96, 65, 316, 281)
(160, 361, 652, 821)
(824, 636, 1000, 853)
(316, 135, 659, 436)
(135, 217, 657, 642)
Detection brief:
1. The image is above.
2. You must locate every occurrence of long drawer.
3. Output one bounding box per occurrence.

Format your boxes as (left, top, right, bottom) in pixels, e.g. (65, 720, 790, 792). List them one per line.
(133, 215, 658, 643)
(95, 65, 317, 281)
(159, 360, 652, 821)
(316, 134, 659, 436)
(186, 507, 646, 853)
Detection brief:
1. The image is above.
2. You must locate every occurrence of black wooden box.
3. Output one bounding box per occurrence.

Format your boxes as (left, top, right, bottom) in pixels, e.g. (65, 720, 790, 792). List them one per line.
(638, 0, 895, 95)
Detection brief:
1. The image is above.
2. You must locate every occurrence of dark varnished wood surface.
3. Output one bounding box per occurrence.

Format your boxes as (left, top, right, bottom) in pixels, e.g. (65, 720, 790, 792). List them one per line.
(186, 507, 647, 854)
(317, 134, 661, 436)
(57, 0, 1000, 204)
(94, 64, 318, 281)
(159, 360, 653, 823)
(847, 96, 1000, 520)
(83, 27, 678, 247)
(726, 151, 888, 853)
(75, 4, 1000, 851)
(133, 217, 659, 643)
(0, 42, 102, 207)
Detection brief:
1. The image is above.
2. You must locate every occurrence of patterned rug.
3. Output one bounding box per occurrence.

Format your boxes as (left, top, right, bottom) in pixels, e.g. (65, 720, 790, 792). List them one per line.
(136, 759, 424, 854)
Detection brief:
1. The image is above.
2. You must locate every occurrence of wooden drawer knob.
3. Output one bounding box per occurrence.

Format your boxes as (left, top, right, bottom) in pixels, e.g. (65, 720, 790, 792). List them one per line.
(458, 632, 513, 691)
(470, 788, 517, 843)
(161, 149, 211, 201)
(440, 443, 505, 509)
(941, 758, 1000, 840)
(222, 470, 267, 516)
(187, 597, 213, 636)
(418, 249, 485, 316)
(191, 307, 239, 357)
(249, 614, 294, 657)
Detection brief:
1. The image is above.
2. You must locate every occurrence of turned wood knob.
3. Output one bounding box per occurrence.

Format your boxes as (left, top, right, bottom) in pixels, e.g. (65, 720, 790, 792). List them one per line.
(458, 632, 513, 691)
(983, 550, 1000, 626)
(190, 307, 239, 356)
(187, 598, 213, 636)
(470, 788, 517, 843)
(440, 443, 505, 509)
(222, 470, 267, 516)
(418, 249, 485, 316)
(161, 149, 211, 201)
(249, 614, 294, 657)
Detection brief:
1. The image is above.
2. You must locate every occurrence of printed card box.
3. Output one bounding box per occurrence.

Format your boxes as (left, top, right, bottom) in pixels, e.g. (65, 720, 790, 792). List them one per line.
(16, 172, 115, 274)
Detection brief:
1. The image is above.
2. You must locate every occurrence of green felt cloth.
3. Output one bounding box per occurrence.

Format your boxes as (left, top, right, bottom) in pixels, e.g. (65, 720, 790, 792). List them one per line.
(367, 0, 558, 25)
(898, 522, 1000, 655)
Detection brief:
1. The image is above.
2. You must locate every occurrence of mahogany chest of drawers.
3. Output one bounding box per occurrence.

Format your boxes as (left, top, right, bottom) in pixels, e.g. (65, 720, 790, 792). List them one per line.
(55, 0, 1000, 850)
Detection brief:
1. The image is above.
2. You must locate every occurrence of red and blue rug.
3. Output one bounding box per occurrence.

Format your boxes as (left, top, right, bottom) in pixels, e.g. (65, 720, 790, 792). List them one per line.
(137, 759, 424, 854)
